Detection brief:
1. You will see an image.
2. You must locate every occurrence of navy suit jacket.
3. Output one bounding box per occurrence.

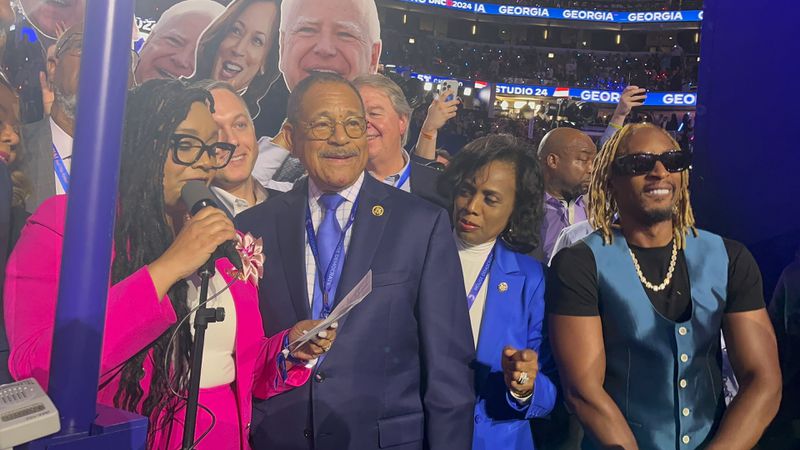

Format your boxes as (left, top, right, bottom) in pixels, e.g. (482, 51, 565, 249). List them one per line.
(471, 242, 556, 450)
(236, 174, 476, 450)
(409, 162, 450, 212)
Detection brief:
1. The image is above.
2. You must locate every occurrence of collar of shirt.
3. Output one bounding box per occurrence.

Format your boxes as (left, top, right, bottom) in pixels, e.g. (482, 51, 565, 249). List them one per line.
(372, 149, 410, 188)
(544, 192, 585, 210)
(211, 180, 268, 217)
(307, 172, 365, 225)
(49, 117, 73, 159)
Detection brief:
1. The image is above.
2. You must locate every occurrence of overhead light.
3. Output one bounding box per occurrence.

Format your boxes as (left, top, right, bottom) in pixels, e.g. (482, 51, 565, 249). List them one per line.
(423, 82, 433, 91)
(513, 101, 526, 109)
(472, 24, 477, 35)
(694, 32, 700, 43)
(547, 52, 555, 59)
(528, 101, 537, 108)
(403, 13, 407, 24)
(582, 41, 587, 46)
(500, 101, 509, 110)
(543, 28, 549, 40)
(615, 33, 621, 45)
(697, 56, 701, 62)
(408, 37, 415, 44)
(462, 87, 473, 96)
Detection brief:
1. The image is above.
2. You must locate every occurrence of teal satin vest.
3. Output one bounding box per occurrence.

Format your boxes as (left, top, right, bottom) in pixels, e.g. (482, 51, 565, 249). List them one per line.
(583, 229, 728, 450)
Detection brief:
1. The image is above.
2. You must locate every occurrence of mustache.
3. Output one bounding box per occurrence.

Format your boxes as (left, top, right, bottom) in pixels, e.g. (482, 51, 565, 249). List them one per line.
(318, 149, 360, 158)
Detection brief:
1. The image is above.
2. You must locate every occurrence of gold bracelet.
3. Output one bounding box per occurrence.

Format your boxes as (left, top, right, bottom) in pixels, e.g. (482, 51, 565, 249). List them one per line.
(609, 122, 623, 130)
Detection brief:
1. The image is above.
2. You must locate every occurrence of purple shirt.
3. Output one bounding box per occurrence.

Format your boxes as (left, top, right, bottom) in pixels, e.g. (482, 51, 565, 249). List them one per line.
(540, 193, 588, 261)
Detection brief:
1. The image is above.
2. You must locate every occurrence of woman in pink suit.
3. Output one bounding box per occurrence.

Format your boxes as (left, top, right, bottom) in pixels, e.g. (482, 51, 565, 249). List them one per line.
(4, 79, 336, 449)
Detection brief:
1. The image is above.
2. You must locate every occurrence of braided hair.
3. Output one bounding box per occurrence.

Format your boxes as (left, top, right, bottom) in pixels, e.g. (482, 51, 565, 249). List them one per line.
(587, 123, 696, 249)
(111, 79, 214, 445)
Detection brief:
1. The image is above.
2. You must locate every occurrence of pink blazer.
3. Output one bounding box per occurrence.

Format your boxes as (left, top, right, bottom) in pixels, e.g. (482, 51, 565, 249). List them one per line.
(4, 195, 309, 447)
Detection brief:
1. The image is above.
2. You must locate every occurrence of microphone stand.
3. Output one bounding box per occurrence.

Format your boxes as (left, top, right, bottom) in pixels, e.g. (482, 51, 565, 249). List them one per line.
(181, 259, 225, 449)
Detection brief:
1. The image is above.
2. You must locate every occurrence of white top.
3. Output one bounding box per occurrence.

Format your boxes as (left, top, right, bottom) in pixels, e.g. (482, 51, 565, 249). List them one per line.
(186, 271, 237, 388)
(211, 180, 268, 217)
(253, 136, 294, 191)
(372, 149, 412, 193)
(305, 173, 365, 307)
(49, 118, 72, 195)
(456, 234, 496, 348)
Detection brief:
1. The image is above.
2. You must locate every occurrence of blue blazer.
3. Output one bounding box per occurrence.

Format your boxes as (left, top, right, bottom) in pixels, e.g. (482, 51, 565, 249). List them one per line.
(236, 175, 476, 450)
(472, 242, 557, 450)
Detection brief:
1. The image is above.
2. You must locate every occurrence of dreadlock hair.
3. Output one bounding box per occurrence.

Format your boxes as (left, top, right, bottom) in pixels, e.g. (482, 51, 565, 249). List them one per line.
(588, 122, 696, 249)
(111, 78, 214, 445)
(439, 134, 545, 254)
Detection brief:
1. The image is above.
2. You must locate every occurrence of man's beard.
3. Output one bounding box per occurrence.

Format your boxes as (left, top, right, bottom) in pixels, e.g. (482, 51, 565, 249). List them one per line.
(53, 86, 77, 122)
(641, 205, 674, 226)
(561, 185, 585, 203)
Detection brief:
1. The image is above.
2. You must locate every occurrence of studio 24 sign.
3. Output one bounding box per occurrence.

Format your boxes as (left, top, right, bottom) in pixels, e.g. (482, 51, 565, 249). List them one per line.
(398, 0, 703, 23)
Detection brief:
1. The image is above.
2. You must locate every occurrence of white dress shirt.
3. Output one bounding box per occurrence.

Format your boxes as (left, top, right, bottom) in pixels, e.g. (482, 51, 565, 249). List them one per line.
(186, 271, 237, 388)
(253, 136, 293, 191)
(305, 173, 365, 307)
(211, 180, 268, 217)
(50, 117, 73, 195)
(455, 234, 496, 348)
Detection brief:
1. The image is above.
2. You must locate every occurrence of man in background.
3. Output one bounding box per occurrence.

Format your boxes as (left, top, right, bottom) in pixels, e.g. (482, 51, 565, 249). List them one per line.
(253, 0, 382, 189)
(134, 0, 224, 83)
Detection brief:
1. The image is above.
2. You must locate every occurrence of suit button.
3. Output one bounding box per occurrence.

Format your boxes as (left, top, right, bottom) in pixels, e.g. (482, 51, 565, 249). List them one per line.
(678, 326, 688, 336)
(682, 435, 691, 444)
(680, 353, 689, 363)
(474, 415, 482, 424)
(304, 429, 312, 439)
(682, 408, 691, 417)
(314, 372, 325, 383)
(679, 379, 687, 389)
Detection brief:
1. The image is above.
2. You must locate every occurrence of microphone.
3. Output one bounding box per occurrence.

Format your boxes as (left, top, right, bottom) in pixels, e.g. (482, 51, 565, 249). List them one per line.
(180, 180, 244, 273)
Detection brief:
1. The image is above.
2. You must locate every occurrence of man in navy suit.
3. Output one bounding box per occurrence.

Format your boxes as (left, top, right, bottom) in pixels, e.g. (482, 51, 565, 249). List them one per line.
(237, 72, 475, 450)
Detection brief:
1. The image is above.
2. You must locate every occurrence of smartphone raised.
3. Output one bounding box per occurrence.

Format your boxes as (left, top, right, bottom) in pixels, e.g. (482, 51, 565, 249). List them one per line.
(438, 79, 460, 101)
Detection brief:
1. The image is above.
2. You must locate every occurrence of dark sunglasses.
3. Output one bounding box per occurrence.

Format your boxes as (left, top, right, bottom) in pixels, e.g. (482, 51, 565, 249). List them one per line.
(169, 134, 237, 169)
(612, 151, 692, 176)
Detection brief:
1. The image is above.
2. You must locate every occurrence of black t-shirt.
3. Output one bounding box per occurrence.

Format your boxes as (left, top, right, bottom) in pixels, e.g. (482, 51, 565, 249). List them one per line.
(546, 238, 764, 321)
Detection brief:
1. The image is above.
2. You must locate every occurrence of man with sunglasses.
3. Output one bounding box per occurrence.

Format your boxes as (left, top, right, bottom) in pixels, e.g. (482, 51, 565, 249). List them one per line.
(20, 23, 135, 213)
(546, 123, 781, 450)
(237, 72, 475, 450)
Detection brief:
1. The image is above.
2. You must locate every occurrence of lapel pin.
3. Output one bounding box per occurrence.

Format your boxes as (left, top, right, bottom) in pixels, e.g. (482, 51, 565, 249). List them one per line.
(498, 282, 508, 293)
(372, 205, 384, 217)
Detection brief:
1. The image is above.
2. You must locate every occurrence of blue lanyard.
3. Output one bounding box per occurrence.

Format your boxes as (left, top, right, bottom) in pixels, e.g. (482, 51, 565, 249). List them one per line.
(304, 195, 360, 317)
(467, 245, 495, 310)
(394, 163, 411, 190)
(52, 144, 70, 192)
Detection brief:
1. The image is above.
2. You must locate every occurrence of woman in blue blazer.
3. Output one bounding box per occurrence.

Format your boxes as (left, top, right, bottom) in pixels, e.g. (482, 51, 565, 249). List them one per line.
(440, 134, 557, 450)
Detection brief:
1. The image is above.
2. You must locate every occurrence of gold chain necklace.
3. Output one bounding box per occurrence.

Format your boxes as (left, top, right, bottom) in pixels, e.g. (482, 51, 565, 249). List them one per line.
(629, 240, 678, 292)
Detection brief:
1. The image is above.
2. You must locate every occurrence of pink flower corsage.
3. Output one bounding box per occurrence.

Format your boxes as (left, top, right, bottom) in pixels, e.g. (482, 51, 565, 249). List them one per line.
(233, 231, 265, 286)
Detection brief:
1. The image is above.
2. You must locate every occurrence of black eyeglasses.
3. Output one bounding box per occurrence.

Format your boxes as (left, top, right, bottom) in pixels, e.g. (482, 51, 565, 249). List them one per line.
(302, 116, 368, 141)
(612, 151, 692, 176)
(170, 134, 237, 169)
